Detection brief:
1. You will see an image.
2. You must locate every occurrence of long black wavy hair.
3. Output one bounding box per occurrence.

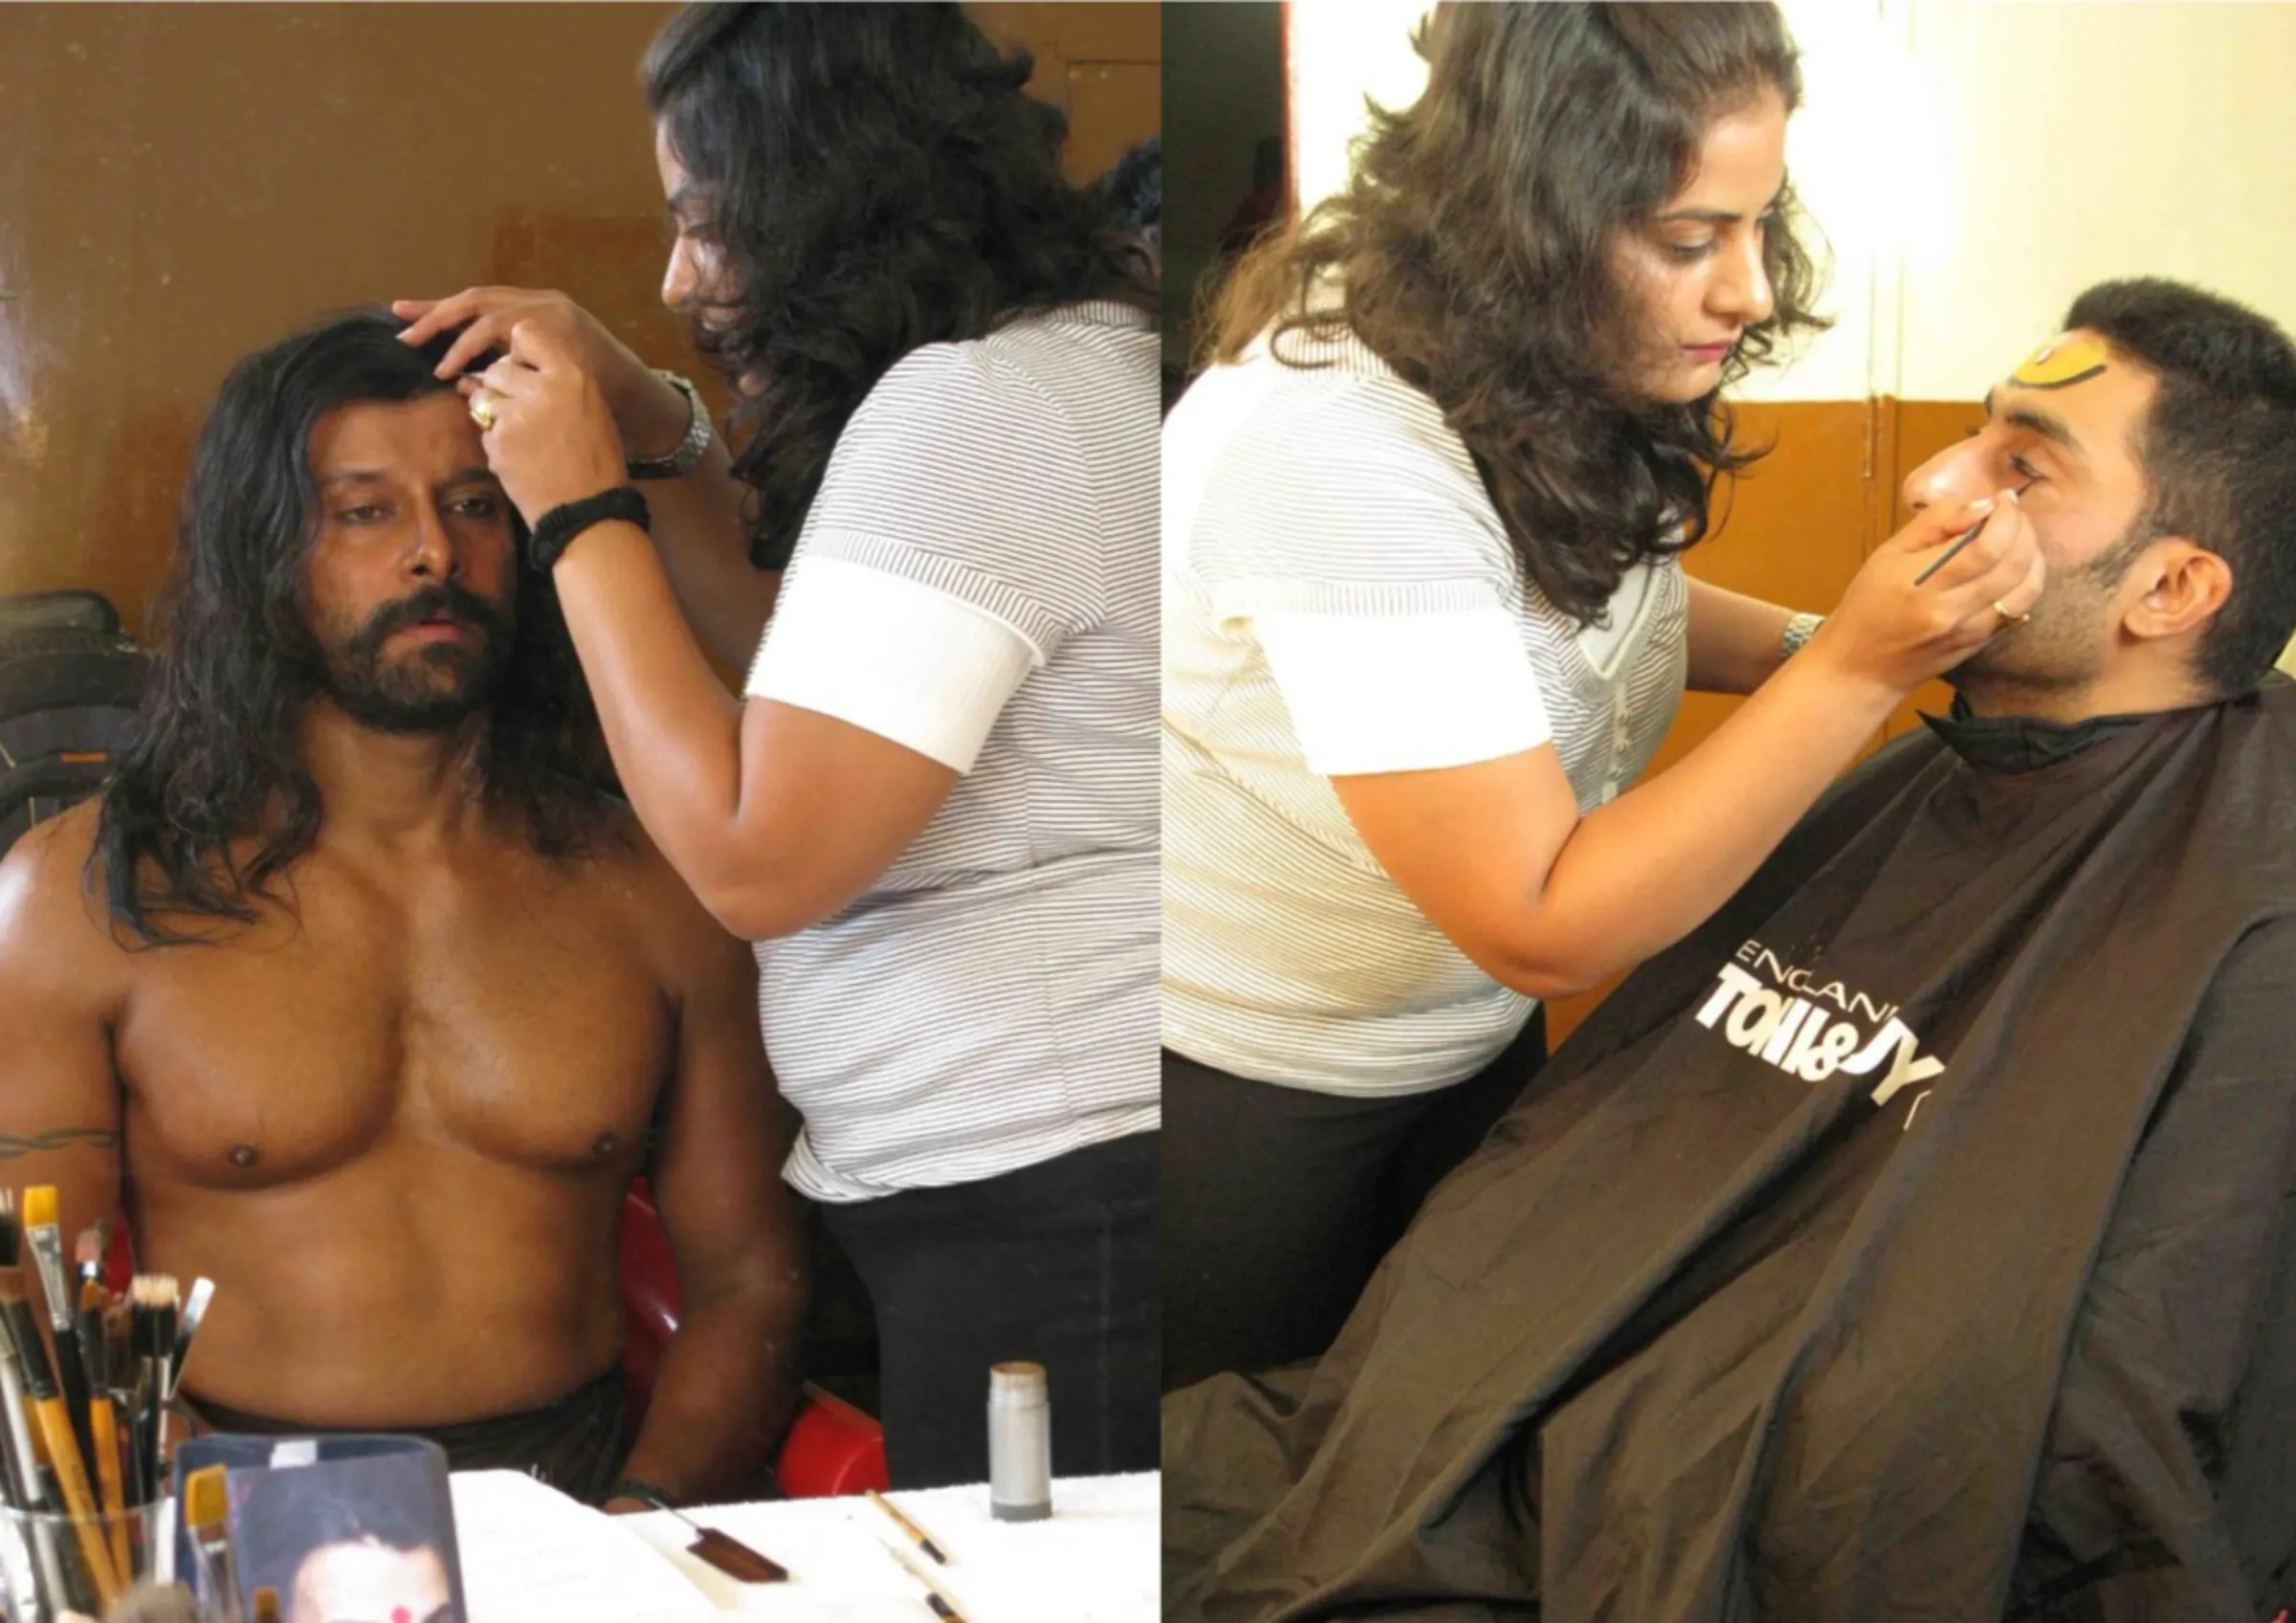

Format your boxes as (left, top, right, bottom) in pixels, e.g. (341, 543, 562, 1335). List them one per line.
(93, 311, 616, 945)
(643, 2, 1157, 568)
(1212, 2, 1828, 625)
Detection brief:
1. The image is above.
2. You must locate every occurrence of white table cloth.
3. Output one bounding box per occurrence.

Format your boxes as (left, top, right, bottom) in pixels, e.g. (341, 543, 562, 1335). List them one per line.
(453, 1470, 1159, 1622)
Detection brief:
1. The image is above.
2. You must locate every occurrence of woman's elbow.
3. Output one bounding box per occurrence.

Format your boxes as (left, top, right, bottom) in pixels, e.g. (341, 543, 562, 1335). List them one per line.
(700, 885, 801, 943)
(1466, 930, 1615, 1002)
(1493, 962, 1606, 1002)
(694, 867, 845, 943)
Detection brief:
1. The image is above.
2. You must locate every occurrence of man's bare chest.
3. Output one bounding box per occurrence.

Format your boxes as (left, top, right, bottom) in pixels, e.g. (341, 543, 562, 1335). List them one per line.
(111, 865, 674, 1186)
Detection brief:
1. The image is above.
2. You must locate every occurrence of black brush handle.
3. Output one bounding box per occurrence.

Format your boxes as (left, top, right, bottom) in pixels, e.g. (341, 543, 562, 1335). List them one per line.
(77, 1301, 105, 1393)
(49, 1331, 97, 1487)
(122, 1400, 148, 1509)
(142, 1363, 165, 1507)
(1911, 519, 1988, 587)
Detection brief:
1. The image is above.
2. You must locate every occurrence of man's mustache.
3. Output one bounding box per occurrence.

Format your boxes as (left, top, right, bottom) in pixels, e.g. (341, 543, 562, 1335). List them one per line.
(346, 584, 509, 656)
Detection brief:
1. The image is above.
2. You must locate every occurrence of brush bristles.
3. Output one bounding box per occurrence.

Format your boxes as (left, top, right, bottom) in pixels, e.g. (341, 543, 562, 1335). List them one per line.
(132, 1275, 181, 1372)
(20, 1187, 56, 1232)
(74, 1229, 101, 1273)
(184, 1463, 228, 1530)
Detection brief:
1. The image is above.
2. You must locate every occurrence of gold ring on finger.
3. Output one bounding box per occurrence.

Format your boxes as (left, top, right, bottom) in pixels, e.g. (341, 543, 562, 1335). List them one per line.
(1994, 599, 2031, 629)
(468, 390, 497, 433)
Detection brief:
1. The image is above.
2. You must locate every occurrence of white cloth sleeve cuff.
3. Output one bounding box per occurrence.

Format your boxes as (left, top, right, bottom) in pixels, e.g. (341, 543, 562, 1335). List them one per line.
(1255, 607, 1552, 776)
(747, 556, 1038, 775)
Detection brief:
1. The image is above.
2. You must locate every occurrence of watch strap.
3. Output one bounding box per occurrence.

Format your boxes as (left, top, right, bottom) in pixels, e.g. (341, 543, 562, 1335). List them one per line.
(528, 486, 651, 573)
(627, 370, 712, 480)
(1780, 611, 1824, 662)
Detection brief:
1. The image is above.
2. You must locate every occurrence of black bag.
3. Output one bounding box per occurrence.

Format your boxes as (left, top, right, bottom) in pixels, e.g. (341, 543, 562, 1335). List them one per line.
(0, 591, 147, 858)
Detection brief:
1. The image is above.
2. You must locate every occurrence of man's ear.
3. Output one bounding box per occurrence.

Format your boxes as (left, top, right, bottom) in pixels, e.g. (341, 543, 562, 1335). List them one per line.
(2121, 538, 2233, 645)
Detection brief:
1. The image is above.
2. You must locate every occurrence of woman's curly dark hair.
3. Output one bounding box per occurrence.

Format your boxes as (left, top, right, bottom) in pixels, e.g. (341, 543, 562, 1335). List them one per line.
(1210, 2, 1828, 625)
(644, 2, 1157, 569)
(93, 311, 617, 946)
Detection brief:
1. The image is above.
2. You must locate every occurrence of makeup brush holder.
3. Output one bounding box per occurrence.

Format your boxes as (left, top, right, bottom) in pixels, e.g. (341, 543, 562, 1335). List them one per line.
(0, 1498, 170, 1623)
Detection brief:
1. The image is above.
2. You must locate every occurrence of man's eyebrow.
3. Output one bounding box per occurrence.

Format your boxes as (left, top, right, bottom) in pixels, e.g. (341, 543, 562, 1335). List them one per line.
(1978, 390, 2087, 461)
(2000, 405, 2086, 461)
(665, 186, 706, 221)
(317, 470, 386, 489)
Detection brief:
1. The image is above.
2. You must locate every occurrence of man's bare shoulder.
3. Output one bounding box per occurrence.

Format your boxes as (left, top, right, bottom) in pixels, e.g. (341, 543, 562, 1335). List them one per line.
(0, 804, 131, 1004)
(571, 804, 756, 990)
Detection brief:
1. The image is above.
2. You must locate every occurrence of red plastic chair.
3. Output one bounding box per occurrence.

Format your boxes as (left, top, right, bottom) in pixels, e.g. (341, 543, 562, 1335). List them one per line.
(620, 1183, 888, 1499)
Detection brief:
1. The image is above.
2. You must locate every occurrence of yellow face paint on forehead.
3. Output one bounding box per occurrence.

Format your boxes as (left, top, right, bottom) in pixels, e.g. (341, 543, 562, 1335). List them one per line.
(2010, 333, 2111, 390)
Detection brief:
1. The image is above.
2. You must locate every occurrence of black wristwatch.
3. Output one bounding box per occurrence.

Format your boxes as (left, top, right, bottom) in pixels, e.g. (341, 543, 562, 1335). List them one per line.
(528, 486, 651, 573)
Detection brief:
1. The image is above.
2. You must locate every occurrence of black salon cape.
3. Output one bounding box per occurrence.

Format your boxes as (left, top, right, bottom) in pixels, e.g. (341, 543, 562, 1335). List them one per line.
(1164, 684, 2296, 1623)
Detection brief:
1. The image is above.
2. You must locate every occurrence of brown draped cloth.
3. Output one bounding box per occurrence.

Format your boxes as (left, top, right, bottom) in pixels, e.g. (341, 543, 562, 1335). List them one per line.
(1165, 683, 2296, 1623)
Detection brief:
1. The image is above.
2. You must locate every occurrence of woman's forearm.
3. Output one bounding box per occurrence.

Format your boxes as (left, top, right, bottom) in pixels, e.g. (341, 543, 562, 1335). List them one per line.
(1494, 646, 1898, 995)
(549, 520, 758, 909)
(1685, 576, 1801, 696)
(617, 376, 781, 673)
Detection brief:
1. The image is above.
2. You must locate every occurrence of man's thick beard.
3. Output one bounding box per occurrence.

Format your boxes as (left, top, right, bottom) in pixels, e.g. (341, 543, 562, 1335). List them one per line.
(325, 647, 497, 734)
(317, 584, 512, 735)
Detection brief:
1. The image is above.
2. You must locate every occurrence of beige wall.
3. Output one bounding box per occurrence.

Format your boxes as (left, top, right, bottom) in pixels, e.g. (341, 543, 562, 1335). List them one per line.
(1287, 1, 2296, 402)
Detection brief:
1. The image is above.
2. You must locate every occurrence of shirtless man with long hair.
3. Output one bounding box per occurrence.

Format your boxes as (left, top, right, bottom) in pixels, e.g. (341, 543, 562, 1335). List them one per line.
(0, 311, 804, 1508)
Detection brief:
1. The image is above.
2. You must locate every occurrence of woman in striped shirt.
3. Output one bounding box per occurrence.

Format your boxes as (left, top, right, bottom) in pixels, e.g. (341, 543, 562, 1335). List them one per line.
(400, 3, 1159, 1492)
(1162, 2, 2044, 1388)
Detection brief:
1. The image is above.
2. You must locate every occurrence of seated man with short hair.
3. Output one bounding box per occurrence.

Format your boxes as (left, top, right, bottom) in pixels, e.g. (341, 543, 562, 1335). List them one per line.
(1164, 278, 2296, 1622)
(0, 311, 806, 1507)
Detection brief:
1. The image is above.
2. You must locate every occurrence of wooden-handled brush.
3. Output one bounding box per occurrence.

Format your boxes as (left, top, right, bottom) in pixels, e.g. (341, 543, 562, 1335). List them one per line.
(0, 1268, 120, 1604)
(70, 1233, 130, 1576)
(183, 1463, 238, 1622)
(0, 1195, 79, 1608)
(22, 1189, 98, 1482)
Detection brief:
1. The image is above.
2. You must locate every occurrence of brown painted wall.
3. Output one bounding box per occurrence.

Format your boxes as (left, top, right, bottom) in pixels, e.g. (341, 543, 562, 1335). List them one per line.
(0, 3, 1157, 634)
(1543, 394, 1983, 1044)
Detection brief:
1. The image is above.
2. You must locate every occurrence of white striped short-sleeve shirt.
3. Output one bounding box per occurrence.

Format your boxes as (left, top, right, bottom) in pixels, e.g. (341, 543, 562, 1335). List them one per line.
(746, 301, 1159, 1201)
(1161, 322, 1688, 1097)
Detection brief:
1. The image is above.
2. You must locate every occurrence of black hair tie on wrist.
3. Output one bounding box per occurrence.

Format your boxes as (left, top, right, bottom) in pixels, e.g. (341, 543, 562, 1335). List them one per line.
(529, 485, 651, 573)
